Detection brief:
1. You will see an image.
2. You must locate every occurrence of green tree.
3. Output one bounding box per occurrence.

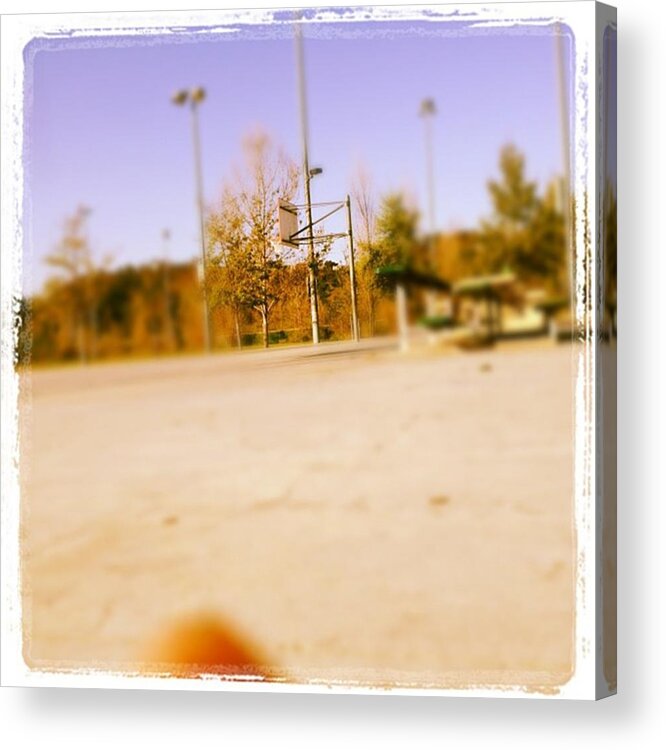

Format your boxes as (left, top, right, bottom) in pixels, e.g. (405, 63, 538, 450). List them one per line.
(373, 192, 420, 292)
(478, 145, 565, 286)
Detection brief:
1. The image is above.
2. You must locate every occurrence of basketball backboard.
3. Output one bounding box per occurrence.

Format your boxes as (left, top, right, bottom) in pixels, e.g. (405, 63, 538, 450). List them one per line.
(278, 199, 299, 248)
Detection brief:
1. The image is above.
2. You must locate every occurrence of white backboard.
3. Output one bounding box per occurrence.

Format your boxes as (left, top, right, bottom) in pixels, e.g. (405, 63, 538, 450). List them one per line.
(278, 199, 299, 248)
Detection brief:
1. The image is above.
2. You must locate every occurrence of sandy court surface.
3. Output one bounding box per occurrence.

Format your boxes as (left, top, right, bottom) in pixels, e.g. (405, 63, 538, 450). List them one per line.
(20, 340, 575, 688)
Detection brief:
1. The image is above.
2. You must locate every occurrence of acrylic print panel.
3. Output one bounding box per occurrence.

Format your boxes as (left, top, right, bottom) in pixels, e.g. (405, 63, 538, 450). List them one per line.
(0, 2, 616, 699)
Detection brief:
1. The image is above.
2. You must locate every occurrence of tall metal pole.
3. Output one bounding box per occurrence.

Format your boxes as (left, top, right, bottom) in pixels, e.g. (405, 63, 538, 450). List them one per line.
(420, 98, 437, 317)
(422, 106, 436, 248)
(345, 195, 360, 342)
(555, 24, 573, 303)
(161, 228, 175, 351)
(295, 21, 320, 345)
(190, 98, 212, 353)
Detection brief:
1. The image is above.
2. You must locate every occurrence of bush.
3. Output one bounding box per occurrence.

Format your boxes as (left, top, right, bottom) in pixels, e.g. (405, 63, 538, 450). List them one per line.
(268, 330, 287, 345)
(419, 315, 455, 331)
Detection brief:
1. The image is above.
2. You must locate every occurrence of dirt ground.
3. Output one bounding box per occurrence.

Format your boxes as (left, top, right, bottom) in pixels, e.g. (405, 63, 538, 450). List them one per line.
(20, 339, 576, 689)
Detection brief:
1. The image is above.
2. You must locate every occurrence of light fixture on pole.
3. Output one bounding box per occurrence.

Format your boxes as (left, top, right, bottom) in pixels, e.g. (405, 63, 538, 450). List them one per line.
(172, 86, 212, 353)
(419, 97, 437, 266)
(419, 97, 438, 318)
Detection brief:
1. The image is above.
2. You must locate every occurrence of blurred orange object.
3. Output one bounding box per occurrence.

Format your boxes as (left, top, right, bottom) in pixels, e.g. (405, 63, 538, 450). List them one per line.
(143, 614, 268, 679)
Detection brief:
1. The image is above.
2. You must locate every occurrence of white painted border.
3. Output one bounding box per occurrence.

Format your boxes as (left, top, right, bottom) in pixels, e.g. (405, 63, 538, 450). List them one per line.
(0, 1, 604, 700)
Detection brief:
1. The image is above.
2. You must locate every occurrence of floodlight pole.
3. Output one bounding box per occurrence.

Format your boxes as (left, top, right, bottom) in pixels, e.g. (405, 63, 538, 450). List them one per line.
(555, 24, 573, 304)
(420, 99, 437, 249)
(420, 98, 437, 317)
(173, 87, 212, 353)
(295, 22, 321, 345)
(189, 96, 212, 353)
(345, 195, 360, 342)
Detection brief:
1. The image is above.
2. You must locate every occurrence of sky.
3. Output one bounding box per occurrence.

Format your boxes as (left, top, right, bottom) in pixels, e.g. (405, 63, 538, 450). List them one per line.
(604, 24, 617, 190)
(24, 19, 572, 293)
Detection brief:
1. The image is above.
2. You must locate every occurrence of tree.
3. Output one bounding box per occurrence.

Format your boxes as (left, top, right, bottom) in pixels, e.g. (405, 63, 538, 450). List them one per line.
(207, 193, 251, 348)
(44, 206, 111, 362)
(373, 192, 421, 292)
(96, 266, 141, 341)
(488, 145, 538, 228)
(352, 166, 381, 335)
(208, 131, 299, 348)
(477, 145, 565, 286)
(529, 180, 568, 287)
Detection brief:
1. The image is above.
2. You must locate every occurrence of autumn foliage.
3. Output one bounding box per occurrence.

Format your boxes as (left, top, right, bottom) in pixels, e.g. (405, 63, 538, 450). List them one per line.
(17, 143, 567, 365)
